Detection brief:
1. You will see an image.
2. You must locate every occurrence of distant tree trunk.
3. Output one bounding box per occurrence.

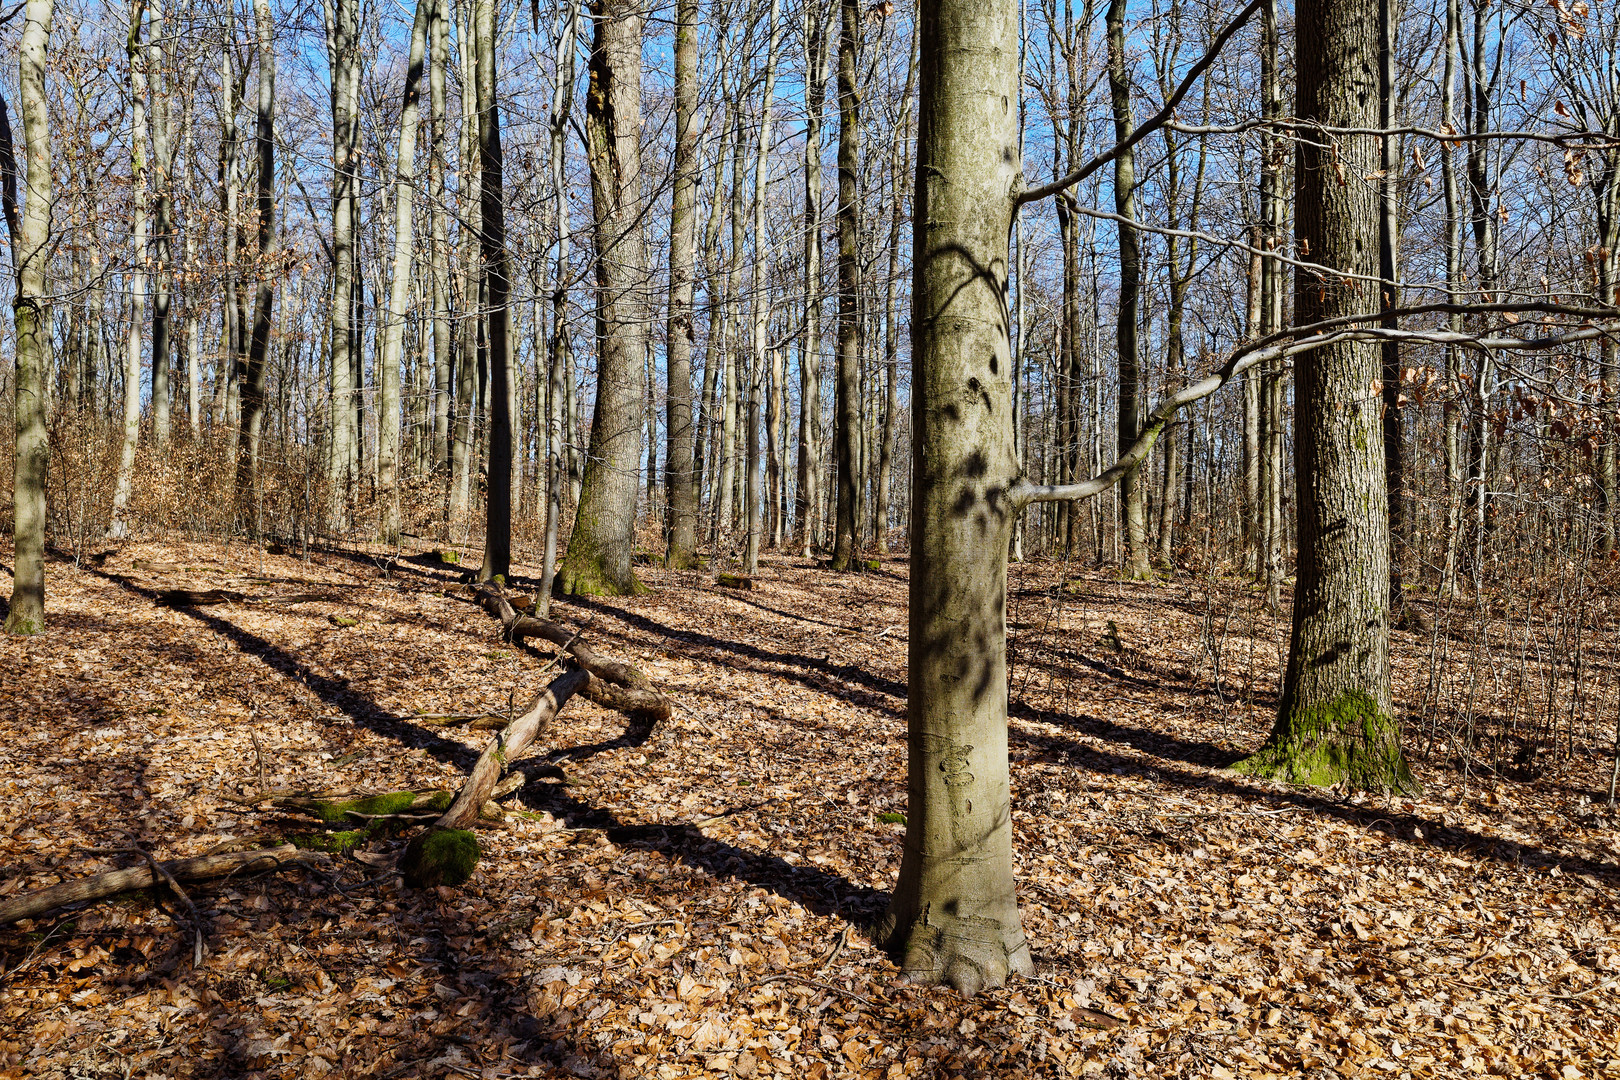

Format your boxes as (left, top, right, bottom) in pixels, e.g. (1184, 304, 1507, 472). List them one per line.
(744, 0, 784, 576)
(429, 0, 451, 474)
(715, 119, 746, 545)
(147, 0, 174, 449)
(236, 0, 277, 532)
(558, 0, 647, 596)
(876, 36, 918, 559)
(378, 0, 431, 545)
(664, 0, 700, 569)
(695, 88, 735, 523)
(327, 0, 361, 526)
(474, 0, 512, 582)
(877, 0, 1034, 993)
(449, 0, 480, 529)
(109, 0, 150, 542)
(1106, 0, 1149, 579)
(1233, 0, 1416, 794)
(1378, 0, 1407, 619)
(796, 3, 831, 556)
(829, 0, 863, 570)
(539, 0, 580, 614)
(180, 90, 202, 438)
(1439, 0, 1464, 595)
(4, 0, 53, 635)
(216, 41, 241, 435)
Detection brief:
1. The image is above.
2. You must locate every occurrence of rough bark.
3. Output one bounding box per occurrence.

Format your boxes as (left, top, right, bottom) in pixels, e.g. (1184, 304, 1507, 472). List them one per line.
(1232, 0, 1416, 795)
(109, 0, 150, 542)
(875, 0, 1035, 994)
(4, 0, 52, 635)
(559, 0, 648, 596)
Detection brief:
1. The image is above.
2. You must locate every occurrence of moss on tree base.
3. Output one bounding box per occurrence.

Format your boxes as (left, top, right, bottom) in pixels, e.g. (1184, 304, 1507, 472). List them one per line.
(401, 828, 480, 888)
(1232, 690, 1420, 795)
(556, 556, 648, 598)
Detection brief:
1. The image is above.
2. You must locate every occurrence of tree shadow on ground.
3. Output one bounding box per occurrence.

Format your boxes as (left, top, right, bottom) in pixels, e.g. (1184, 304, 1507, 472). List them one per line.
(91, 566, 482, 773)
(1011, 719, 1620, 884)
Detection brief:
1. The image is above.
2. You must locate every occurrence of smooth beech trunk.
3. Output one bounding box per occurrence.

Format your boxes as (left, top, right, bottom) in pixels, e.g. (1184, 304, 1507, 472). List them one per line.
(559, 0, 647, 596)
(1232, 0, 1416, 794)
(876, 0, 1034, 994)
(5, 0, 52, 635)
(663, 0, 700, 569)
(326, 0, 361, 525)
(474, 0, 513, 585)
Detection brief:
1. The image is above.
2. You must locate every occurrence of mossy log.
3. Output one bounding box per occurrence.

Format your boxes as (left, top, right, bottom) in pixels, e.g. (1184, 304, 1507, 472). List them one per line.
(0, 845, 312, 925)
(716, 573, 755, 590)
(469, 582, 670, 722)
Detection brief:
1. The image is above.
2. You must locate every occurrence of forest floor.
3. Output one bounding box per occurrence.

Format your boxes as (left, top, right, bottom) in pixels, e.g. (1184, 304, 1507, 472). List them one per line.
(1, 538, 1618, 1080)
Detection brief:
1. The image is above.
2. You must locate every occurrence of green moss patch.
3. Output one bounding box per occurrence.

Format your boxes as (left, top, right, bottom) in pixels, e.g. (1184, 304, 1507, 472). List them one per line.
(307, 791, 423, 824)
(1232, 690, 1420, 795)
(401, 828, 480, 888)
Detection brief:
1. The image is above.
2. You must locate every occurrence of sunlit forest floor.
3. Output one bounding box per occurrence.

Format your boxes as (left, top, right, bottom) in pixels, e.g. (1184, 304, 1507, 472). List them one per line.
(2, 538, 1617, 1078)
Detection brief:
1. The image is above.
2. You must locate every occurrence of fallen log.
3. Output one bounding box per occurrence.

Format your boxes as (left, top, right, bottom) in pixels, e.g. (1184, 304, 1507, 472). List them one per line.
(469, 583, 670, 722)
(0, 845, 312, 925)
(402, 670, 589, 888)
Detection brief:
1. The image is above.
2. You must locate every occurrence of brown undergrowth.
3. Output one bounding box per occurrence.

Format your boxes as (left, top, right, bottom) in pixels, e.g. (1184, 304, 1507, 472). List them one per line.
(1, 540, 1617, 1078)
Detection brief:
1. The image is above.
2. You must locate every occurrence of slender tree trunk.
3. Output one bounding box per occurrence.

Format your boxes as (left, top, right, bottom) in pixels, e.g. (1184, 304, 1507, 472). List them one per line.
(473, 0, 512, 582)
(716, 118, 745, 546)
(236, 0, 277, 534)
(327, 0, 361, 526)
(1439, 0, 1463, 595)
(664, 0, 701, 568)
(1234, 0, 1416, 794)
(378, 0, 431, 545)
(148, 0, 173, 449)
(1106, 0, 1149, 578)
(1379, 0, 1407, 618)
(109, 0, 150, 541)
(558, 0, 647, 595)
(878, 0, 1034, 992)
(744, 0, 784, 575)
(450, 0, 480, 528)
(4, 0, 53, 634)
(797, 4, 831, 555)
(829, 0, 863, 570)
(429, 0, 451, 473)
(876, 35, 918, 559)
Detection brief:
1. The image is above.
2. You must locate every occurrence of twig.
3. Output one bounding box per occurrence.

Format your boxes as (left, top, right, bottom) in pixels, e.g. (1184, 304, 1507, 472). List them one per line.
(752, 972, 875, 1007)
(132, 846, 205, 968)
(250, 731, 269, 795)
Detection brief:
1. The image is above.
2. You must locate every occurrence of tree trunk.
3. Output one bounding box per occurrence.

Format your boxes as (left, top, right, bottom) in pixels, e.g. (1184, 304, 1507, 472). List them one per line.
(1378, 0, 1407, 619)
(378, 0, 430, 545)
(744, 2, 784, 575)
(4, 0, 52, 635)
(829, 0, 863, 570)
(147, 0, 173, 449)
(474, 0, 513, 583)
(876, 36, 918, 559)
(429, 0, 451, 473)
(1233, 0, 1416, 794)
(1106, 0, 1149, 579)
(236, 0, 277, 534)
(559, 0, 647, 596)
(876, 0, 1034, 993)
(797, 3, 831, 556)
(327, 0, 361, 527)
(108, 0, 149, 542)
(663, 0, 701, 569)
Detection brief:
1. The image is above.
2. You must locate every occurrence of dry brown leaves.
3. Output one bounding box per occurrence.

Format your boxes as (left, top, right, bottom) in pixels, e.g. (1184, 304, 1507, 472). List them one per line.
(1, 540, 1617, 1079)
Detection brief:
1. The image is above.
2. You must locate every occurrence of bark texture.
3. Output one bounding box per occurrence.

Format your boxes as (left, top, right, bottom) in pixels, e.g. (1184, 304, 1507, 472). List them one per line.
(1233, 0, 1417, 794)
(663, 0, 701, 569)
(560, 0, 647, 597)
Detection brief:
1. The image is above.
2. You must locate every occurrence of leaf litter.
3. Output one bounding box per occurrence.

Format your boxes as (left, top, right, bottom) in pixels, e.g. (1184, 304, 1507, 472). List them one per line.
(0, 539, 1616, 1079)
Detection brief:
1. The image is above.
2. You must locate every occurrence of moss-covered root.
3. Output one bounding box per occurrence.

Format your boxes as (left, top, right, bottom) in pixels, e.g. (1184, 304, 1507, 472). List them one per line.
(401, 828, 480, 888)
(1232, 690, 1421, 795)
(877, 908, 1035, 997)
(301, 791, 437, 824)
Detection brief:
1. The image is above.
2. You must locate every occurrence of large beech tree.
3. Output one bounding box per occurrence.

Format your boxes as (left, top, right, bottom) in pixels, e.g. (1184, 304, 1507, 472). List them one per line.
(1232, 0, 1417, 792)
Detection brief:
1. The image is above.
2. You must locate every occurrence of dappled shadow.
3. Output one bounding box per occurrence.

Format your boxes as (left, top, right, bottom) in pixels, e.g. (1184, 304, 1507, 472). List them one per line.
(1010, 699, 1246, 769)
